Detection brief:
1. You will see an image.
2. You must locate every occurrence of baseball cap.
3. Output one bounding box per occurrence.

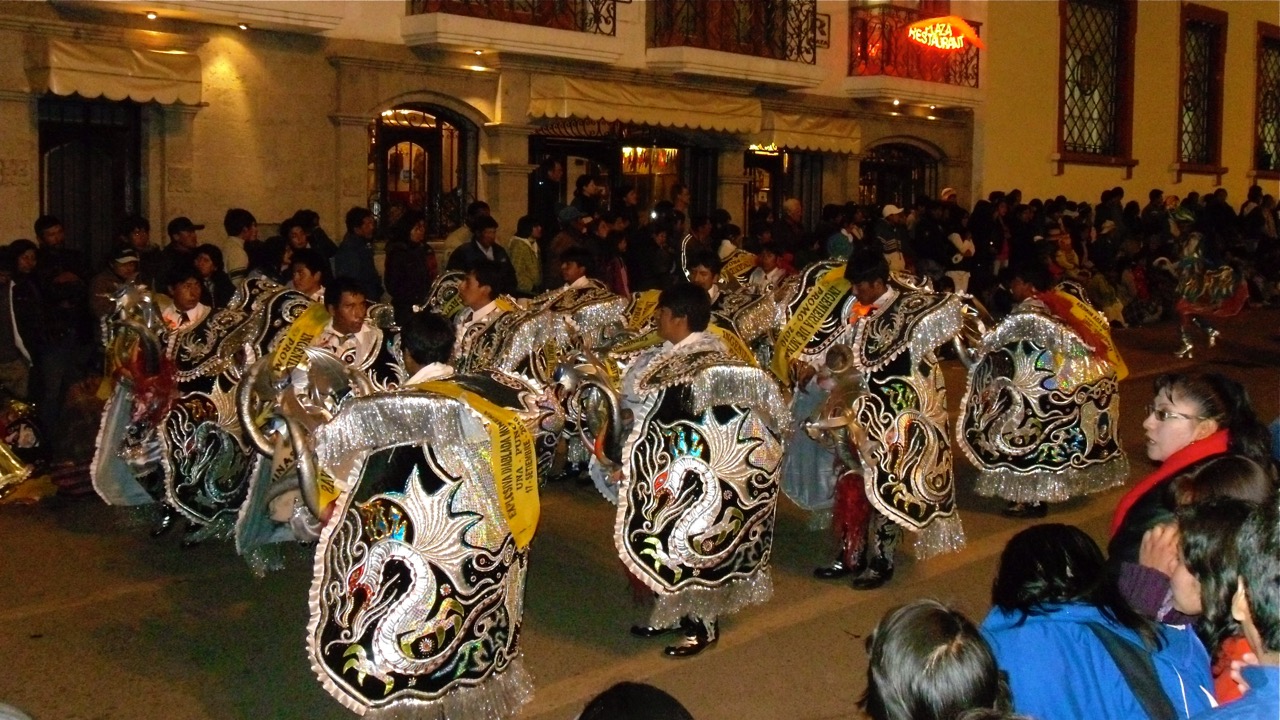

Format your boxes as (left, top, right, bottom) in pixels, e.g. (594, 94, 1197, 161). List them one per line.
(166, 216, 205, 236)
(557, 206, 586, 223)
(940, 188, 957, 200)
(882, 204, 905, 218)
(110, 247, 140, 265)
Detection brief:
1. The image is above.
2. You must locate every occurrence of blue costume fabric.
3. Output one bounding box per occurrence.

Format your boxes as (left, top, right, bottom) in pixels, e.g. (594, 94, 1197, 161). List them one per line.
(981, 603, 1214, 720)
(1191, 665, 1280, 719)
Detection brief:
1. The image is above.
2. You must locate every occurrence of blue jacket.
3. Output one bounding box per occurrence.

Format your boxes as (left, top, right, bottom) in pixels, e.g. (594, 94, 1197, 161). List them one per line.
(982, 603, 1214, 720)
(1192, 665, 1279, 718)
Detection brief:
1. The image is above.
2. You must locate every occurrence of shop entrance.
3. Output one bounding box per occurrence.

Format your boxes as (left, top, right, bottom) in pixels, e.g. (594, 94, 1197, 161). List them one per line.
(368, 105, 477, 237)
(858, 142, 938, 209)
(744, 146, 824, 237)
(38, 95, 142, 265)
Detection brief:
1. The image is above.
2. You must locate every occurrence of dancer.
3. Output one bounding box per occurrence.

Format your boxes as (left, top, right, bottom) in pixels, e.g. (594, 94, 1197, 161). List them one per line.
(1158, 231, 1248, 359)
(958, 262, 1128, 518)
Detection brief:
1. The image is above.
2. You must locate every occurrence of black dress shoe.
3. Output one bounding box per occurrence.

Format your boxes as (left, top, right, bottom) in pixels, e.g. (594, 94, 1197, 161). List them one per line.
(813, 558, 865, 580)
(851, 562, 894, 591)
(630, 624, 680, 638)
(149, 505, 177, 538)
(1002, 501, 1048, 519)
(663, 619, 718, 658)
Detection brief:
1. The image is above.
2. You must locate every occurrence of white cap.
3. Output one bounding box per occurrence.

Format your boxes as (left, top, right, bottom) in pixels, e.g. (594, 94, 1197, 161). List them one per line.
(941, 187, 957, 200)
(882, 204, 904, 218)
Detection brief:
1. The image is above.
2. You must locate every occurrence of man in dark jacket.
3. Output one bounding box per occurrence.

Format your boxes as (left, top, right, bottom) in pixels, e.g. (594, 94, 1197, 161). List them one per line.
(332, 207, 383, 302)
(446, 215, 517, 295)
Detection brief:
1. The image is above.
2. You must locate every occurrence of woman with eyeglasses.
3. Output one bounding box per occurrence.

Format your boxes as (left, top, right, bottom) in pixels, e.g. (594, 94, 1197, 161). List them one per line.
(1108, 373, 1273, 566)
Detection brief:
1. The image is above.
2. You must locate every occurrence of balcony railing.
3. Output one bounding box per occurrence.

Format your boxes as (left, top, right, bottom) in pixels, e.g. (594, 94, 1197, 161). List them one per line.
(407, 0, 618, 36)
(848, 4, 980, 87)
(649, 0, 819, 65)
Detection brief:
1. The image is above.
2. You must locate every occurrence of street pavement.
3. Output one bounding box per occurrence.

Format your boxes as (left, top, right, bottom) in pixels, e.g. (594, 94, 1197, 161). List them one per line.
(1, 309, 1276, 720)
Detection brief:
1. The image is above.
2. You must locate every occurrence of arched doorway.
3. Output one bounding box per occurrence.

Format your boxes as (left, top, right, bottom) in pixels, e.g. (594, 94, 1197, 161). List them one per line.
(368, 104, 478, 238)
(858, 142, 939, 209)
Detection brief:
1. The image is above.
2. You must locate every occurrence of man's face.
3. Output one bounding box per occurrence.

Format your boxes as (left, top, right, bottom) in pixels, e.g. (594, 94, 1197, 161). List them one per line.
(129, 228, 150, 250)
(242, 222, 260, 243)
(170, 277, 201, 312)
(478, 227, 497, 248)
(292, 265, 323, 294)
(194, 253, 215, 278)
(288, 226, 309, 249)
(114, 261, 139, 283)
(689, 265, 716, 291)
(16, 250, 36, 275)
(787, 203, 803, 222)
(656, 306, 687, 344)
(40, 224, 65, 248)
(173, 229, 199, 250)
(549, 162, 564, 183)
(459, 272, 492, 310)
(357, 215, 376, 239)
(759, 250, 778, 272)
(887, 212, 904, 226)
(328, 291, 367, 334)
(561, 261, 587, 284)
(677, 186, 691, 205)
(531, 224, 543, 240)
(852, 278, 885, 307)
(1009, 277, 1034, 302)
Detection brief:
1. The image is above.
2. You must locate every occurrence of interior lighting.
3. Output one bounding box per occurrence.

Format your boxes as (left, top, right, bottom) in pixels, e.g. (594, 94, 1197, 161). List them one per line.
(145, 11, 158, 19)
(892, 99, 901, 106)
(927, 115, 938, 120)
(238, 23, 249, 30)
(474, 50, 483, 55)
(465, 65, 490, 72)
(929, 105, 936, 110)
(889, 111, 900, 116)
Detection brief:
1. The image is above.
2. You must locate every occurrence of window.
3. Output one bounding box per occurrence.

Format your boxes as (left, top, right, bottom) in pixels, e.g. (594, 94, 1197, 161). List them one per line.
(368, 105, 476, 237)
(1055, 0, 1136, 176)
(1256, 24, 1280, 177)
(858, 143, 938, 209)
(1177, 4, 1227, 181)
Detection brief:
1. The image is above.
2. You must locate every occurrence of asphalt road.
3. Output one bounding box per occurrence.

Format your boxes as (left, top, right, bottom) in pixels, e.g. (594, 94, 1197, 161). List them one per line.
(1, 309, 1276, 720)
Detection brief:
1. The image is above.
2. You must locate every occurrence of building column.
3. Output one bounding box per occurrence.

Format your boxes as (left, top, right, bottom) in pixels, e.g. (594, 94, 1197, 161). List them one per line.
(716, 146, 750, 228)
(481, 122, 536, 234)
(330, 112, 371, 228)
(0, 90, 38, 241)
(155, 103, 202, 228)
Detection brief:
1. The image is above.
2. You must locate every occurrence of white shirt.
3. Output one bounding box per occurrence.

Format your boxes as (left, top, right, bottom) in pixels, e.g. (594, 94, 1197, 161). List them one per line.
(454, 300, 500, 348)
(510, 235, 540, 259)
(162, 302, 210, 331)
(749, 267, 784, 292)
(564, 275, 593, 290)
(404, 362, 454, 385)
(314, 321, 381, 367)
(706, 285, 721, 306)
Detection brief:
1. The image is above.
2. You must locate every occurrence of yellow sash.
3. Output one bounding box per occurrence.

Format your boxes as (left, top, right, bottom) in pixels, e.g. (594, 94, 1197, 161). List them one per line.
(721, 251, 758, 280)
(271, 304, 331, 375)
(626, 290, 662, 331)
(770, 265, 850, 383)
(1051, 291, 1129, 380)
(419, 380, 540, 549)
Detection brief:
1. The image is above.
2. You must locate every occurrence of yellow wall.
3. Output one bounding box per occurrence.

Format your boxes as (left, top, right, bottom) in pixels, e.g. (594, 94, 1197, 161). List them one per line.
(977, 0, 1280, 203)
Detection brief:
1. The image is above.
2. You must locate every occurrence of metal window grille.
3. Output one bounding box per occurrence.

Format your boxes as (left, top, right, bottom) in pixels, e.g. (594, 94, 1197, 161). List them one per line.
(1061, 0, 1123, 156)
(407, 0, 618, 36)
(649, 0, 818, 64)
(1179, 21, 1217, 164)
(858, 143, 938, 209)
(1259, 37, 1280, 171)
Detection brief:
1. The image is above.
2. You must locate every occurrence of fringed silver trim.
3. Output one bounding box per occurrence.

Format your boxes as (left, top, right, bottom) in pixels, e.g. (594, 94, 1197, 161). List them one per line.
(242, 543, 285, 578)
(973, 454, 1129, 503)
(648, 569, 774, 628)
(115, 503, 164, 531)
(730, 291, 785, 346)
(357, 657, 533, 720)
(909, 294, 964, 367)
(91, 383, 156, 507)
(974, 309, 1113, 383)
(184, 514, 236, 544)
(912, 513, 966, 561)
(497, 311, 573, 379)
(688, 365, 792, 432)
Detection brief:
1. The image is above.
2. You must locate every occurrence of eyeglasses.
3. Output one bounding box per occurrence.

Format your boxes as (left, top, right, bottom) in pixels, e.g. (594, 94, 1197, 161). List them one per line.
(1145, 403, 1206, 422)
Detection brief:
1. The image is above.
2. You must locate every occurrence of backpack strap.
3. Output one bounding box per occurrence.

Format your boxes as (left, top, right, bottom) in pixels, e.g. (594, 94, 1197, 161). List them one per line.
(1084, 622, 1178, 720)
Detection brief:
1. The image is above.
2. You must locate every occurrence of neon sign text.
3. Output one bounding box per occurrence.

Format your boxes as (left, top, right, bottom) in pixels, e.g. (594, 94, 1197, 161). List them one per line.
(906, 16, 985, 52)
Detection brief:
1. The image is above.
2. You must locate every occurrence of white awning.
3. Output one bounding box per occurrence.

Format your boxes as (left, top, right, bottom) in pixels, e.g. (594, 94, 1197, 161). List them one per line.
(27, 38, 202, 105)
(754, 110, 862, 154)
(529, 75, 761, 134)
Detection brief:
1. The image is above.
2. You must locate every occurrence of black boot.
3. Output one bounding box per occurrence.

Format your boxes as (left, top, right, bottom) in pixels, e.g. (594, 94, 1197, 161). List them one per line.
(630, 623, 681, 638)
(663, 616, 718, 658)
(814, 539, 867, 579)
(851, 558, 895, 590)
(149, 504, 178, 538)
(851, 512, 899, 590)
(1002, 501, 1048, 519)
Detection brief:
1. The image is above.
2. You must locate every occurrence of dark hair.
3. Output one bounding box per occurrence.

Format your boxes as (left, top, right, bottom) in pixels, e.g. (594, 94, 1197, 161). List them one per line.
(992, 524, 1160, 649)
(325, 276, 366, 308)
(687, 249, 721, 275)
(223, 208, 257, 237)
(193, 243, 225, 272)
(344, 207, 374, 233)
(470, 215, 499, 234)
(559, 246, 593, 272)
(1010, 262, 1053, 292)
(575, 174, 594, 192)
(845, 248, 890, 285)
(657, 282, 710, 332)
(1153, 373, 1273, 463)
(7, 239, 38, 269)
(464, 200, 490, 220)
(279, 217, 304, 243)
(516, 215, 540, 237)
(401, 311, 454, 367)
(292, 209, 321, 230)
(1178, 498, 1261, 654)
(33, 215, 61, 239)
(1170, 454, 1276, 507)
(469, 259, 508, 299)
(578, 682, 694, 720)
(861, 599, 1010, 720)
(690, 214, 711, 233)
(1236, 501, 1280, 652)
(165, 263, 200, 289)
(389, 211, 426, 246)
(120, 215, 150, 235)
(290, 248, 330, 282)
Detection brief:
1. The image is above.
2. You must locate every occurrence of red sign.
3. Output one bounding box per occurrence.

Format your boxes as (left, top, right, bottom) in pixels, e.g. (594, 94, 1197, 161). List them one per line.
(906, 16, 984, 51)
